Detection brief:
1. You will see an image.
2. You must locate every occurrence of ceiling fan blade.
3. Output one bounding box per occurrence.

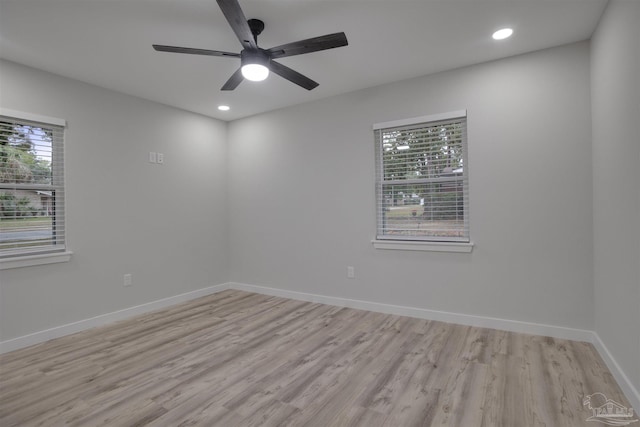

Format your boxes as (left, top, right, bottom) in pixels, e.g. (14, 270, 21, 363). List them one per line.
(221, 68, 244, 91)
(268, 32, 348, 59)
(269, 60, 319, 91)
(216, 0, 257, 50)
(153, 45, 240, 58)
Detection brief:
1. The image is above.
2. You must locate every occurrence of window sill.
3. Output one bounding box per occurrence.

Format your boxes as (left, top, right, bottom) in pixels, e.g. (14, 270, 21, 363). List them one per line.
(0, 251, 73, 270)
(372, 240, 473, 253)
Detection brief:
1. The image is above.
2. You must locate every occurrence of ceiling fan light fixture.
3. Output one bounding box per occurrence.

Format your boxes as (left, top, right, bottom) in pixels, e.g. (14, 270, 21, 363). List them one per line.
(241, 50, 270, 81)
(241, 63, 269, 81)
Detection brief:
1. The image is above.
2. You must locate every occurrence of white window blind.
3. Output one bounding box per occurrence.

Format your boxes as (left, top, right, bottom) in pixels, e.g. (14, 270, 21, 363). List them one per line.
(374, 111, 469, 242)
(0, 114, 66, 257)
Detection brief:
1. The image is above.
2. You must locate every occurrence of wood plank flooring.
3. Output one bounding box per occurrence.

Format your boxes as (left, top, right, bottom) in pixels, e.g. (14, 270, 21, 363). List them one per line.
(0, 290, 631, 426)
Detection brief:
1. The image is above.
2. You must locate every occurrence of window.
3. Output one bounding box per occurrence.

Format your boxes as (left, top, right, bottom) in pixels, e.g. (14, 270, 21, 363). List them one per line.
(374, 110, 469, 246)
(0, 111, 67, 260)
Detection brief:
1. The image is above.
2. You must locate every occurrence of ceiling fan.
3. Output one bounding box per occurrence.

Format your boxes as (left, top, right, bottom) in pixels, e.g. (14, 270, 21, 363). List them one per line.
(153, 0, 348, 91)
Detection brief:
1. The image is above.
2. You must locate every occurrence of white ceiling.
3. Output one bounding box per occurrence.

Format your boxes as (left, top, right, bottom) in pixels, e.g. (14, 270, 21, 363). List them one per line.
(0, 0, 606, 121)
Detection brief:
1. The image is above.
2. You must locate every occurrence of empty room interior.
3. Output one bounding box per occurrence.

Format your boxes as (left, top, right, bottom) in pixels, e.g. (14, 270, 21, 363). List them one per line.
(0, 0, 638, 425)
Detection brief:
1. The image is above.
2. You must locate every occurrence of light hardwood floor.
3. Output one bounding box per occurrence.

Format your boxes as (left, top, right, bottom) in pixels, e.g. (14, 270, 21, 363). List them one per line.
(0, 290, 631, 426)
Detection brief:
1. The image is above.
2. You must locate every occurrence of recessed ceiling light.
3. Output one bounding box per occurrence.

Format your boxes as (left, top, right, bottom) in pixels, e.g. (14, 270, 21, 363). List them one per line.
(218, 105, 230, 111)
(492, 28, 513, 40)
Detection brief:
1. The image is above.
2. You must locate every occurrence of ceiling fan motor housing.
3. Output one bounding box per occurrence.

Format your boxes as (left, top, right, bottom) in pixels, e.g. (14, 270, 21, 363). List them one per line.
(241, 49, 270, 68)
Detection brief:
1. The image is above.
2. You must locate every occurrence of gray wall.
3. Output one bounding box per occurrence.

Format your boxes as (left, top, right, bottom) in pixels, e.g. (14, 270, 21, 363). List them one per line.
(591, 0, 640, 393)
(228, 42, 594, 330)
(0, 59, 229, 340)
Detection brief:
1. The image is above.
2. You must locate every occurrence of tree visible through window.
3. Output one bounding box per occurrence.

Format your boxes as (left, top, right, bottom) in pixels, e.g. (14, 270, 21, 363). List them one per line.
(374, 111, 469, 242)
(0, 115, 66, 257)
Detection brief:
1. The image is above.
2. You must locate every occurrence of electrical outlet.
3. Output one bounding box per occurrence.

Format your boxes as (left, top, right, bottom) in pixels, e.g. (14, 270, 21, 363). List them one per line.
(149, 152, 157, 163)
(123, 273, 132, 287)
(156, 153, 164, 164)
(347, 266, 355, 279)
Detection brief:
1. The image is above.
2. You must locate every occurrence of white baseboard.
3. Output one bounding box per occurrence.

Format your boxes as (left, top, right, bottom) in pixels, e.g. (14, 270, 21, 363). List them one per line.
(227, 282, 593, 342)
(0, 283, 230, 354)
(591, 332, 640, 411)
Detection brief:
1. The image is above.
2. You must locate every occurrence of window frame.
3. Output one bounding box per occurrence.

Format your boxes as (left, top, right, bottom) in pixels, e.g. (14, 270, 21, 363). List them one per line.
(0, 108, 72, 269)
(372, 110, 473, 252)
